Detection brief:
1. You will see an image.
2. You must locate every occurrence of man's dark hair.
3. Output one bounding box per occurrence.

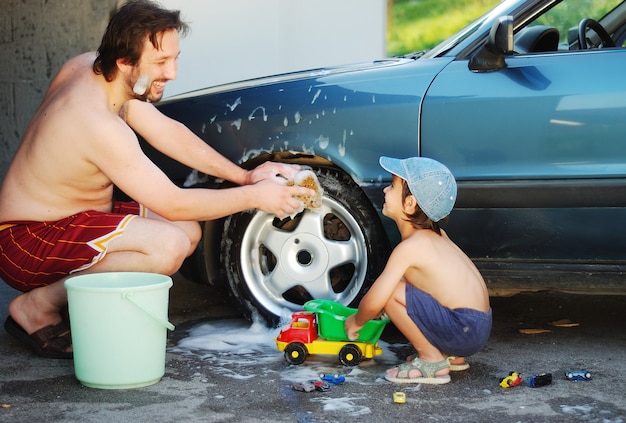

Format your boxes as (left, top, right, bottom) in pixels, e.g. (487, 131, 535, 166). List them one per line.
(401, 178, 445, 235)
(93, 0, 189, 81)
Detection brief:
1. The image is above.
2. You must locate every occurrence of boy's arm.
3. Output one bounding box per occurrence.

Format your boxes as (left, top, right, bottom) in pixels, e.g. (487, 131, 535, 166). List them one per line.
(345, 241, 414, 339)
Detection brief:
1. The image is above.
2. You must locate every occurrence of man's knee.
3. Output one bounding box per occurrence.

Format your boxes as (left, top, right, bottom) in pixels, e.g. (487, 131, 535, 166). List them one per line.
(152, 225, 194, 274)
(186, 221, 202, 255)
(171, 220, 201, 257)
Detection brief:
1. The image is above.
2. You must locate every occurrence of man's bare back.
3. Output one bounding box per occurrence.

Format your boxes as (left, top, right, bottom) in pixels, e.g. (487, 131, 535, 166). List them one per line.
(0, 52, 123, 222)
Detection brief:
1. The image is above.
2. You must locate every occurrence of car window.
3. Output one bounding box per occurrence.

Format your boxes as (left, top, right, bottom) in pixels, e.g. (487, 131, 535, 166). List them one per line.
(516, 0, 625, 52)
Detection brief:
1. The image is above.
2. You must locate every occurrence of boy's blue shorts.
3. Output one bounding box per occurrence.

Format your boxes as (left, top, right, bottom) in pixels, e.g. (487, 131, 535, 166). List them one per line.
(405, 284, 492, 357)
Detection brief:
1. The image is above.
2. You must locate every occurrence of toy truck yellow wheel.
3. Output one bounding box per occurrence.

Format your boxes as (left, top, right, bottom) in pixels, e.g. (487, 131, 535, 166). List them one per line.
(284, 342, 308, 365)
(339, 344, 361, 366)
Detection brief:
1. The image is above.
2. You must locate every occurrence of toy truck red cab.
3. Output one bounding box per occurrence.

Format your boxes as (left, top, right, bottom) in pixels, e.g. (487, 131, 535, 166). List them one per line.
(276, 311, 319, 345)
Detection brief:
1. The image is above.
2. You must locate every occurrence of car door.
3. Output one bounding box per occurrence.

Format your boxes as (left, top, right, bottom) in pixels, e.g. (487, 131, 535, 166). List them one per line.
(419, 47, 626, 269)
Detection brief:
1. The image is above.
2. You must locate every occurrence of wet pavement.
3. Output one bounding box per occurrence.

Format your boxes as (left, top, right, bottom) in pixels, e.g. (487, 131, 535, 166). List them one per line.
(0, 273, 625, 422)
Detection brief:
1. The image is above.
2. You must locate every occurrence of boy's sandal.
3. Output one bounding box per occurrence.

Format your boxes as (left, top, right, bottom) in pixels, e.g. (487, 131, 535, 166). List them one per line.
(406, 354, 470, 371)
(445, 355, 470, 371)
(385, 357, 451, 384)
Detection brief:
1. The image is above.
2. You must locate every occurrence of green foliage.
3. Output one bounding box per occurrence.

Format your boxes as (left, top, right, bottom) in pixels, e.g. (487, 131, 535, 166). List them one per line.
(387, 0, 623, 55)
(388, 0, 500, 56)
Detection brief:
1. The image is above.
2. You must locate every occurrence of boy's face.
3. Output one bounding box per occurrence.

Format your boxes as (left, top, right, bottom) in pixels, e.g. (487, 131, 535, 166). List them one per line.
(382, 175, 404, 219)
(382, 175, 418, 221)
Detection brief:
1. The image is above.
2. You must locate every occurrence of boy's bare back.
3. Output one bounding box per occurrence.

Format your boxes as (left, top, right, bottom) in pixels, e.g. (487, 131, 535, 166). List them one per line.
(397, 228, 489, 313)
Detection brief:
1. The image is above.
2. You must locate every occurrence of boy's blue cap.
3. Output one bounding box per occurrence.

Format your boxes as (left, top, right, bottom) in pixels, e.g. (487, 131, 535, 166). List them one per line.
(379, 156, 457, 222)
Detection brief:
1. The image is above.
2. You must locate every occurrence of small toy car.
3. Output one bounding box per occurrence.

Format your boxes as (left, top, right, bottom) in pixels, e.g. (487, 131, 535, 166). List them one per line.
(565, 370, 592, 381)
(292, 381, 316, 392)
(292, 380, 331, 392)
(499, 372, 523, 388)
(311, 380, 331, 391)
(527, 373, 552, 388)
(393, 391, 406, 404)
(320, 373, 346, 384)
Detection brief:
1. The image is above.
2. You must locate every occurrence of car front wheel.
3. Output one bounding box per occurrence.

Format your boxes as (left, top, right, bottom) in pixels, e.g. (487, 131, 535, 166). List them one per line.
(221, 166, 390, 325)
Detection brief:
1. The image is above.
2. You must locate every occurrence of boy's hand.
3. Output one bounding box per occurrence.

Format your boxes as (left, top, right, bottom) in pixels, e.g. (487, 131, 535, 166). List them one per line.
(344, 315, 362, 341)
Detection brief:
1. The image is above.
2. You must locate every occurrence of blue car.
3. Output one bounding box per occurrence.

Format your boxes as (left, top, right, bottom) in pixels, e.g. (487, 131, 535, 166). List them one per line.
(145, 0, 626, 323)
(565, 370, 592, 381)
(320, 373, 346, 385)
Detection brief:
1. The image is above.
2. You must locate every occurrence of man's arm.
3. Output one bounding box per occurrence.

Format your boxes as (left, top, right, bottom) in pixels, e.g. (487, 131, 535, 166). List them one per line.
(90, 115, 312, 221)
(125, 99, 250, 184)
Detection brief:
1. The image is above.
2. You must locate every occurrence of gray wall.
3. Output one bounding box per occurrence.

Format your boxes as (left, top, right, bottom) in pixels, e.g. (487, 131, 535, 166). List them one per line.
(0, 0, 119, 179)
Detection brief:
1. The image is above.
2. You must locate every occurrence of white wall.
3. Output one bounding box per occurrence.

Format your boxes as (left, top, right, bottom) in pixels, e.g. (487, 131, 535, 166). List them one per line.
(161, 0, 387, 97)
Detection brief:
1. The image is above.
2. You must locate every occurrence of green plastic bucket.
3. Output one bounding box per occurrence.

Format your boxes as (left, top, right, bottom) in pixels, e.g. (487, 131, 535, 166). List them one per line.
(65, 272, 175, 389)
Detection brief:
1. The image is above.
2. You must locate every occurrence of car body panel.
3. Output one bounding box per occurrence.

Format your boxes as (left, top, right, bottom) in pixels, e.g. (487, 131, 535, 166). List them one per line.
(422, 50, 626, 181)
(420, 49, 626, 264)
(157, 57, 453, 184)
(148, 0, 626, 294)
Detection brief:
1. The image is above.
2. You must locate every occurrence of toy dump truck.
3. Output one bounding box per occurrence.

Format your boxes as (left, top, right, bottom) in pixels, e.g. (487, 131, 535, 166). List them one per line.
(275, 299, 389, 366)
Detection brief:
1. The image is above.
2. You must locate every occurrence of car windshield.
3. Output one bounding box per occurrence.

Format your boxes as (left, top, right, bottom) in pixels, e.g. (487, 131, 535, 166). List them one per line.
(422, 0, 521, 58)
(423, 0, 625, 58)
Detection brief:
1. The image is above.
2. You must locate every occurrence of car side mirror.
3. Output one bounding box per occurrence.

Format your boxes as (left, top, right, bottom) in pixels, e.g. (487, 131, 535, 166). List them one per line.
(469, 15, 514, 72)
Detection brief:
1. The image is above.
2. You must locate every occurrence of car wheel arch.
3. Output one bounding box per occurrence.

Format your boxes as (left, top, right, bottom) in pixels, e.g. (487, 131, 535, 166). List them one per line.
(195, 153, 391, 325)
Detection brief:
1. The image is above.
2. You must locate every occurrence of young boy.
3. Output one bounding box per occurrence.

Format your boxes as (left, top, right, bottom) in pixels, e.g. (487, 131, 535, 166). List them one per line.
(345, 156, 491, 384)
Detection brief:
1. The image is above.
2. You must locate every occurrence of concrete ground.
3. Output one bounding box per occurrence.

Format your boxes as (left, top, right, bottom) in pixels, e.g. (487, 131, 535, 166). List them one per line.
(0, 273, 625, 422)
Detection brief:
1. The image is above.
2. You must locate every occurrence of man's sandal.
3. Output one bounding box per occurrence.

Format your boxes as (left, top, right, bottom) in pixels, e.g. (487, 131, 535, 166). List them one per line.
(4, 316, 73, 359)
(385, 356, 451, 384)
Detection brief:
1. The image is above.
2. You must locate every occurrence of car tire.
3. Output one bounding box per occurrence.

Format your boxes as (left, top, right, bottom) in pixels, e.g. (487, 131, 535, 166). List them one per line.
(221, 166, 390, 325)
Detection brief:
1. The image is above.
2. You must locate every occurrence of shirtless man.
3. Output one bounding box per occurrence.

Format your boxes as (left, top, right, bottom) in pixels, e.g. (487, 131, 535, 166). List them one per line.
(345, 156, 491, 384)
(0, 0, 313, 358)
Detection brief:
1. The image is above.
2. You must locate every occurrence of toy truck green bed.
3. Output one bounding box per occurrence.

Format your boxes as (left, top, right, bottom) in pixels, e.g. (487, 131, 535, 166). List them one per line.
(303, 299, 388, 343)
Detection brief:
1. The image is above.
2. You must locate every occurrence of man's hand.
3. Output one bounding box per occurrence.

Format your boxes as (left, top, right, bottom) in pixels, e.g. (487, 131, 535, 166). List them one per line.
(344, 314, 363, 341)
(245, 162, 301, 185)
(253, 178, 315, 219)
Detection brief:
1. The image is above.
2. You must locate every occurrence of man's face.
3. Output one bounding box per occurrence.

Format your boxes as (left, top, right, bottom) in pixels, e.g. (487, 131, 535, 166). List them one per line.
(129, 29, 180, 102)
